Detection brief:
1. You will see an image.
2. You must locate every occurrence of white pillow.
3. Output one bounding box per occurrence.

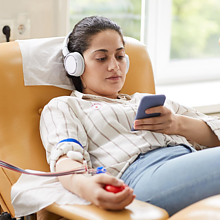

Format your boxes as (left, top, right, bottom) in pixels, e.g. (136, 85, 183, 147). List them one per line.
(17, 37, 74, 90)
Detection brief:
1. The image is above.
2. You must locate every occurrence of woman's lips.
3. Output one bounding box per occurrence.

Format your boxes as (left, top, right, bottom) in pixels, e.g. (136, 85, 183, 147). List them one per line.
(106, 76, 121, 80)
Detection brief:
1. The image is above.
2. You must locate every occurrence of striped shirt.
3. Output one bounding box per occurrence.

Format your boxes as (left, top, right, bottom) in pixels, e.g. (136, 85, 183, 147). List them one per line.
(40, 90, 220, 177)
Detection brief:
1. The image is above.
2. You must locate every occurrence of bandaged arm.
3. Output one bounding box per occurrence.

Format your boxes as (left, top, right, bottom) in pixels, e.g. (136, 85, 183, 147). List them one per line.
(40, 97, 91, 172)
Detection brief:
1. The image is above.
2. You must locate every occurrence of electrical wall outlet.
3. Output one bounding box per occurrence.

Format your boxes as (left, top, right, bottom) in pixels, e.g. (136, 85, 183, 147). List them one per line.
(0, 14, 31, 43)
(15, 13, 31, 40)
(0, 19, 15, 43)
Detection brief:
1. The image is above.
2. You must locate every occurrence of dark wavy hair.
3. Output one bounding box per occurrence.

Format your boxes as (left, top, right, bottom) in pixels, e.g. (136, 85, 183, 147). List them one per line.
(67, 16, 125, 92)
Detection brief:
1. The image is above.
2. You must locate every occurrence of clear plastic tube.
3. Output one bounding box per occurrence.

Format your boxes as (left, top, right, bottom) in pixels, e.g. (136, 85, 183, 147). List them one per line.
(0, 159, 106, 177)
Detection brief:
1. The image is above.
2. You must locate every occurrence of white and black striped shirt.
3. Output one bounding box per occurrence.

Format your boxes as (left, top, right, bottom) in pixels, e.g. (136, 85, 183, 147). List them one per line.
(40, 90, 220, 177)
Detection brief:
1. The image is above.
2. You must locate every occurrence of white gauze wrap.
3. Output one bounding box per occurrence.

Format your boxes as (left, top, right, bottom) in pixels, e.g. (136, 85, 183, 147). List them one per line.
(49, 142, 91, 172)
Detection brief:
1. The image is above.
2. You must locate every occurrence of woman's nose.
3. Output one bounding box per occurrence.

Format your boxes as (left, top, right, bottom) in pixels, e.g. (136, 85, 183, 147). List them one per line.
(108, 57, 119, 72)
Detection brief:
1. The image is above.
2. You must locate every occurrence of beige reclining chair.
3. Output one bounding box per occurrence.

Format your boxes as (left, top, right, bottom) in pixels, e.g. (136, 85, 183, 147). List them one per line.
(0, 37, 169, 220)
(1, 36, 220, 220)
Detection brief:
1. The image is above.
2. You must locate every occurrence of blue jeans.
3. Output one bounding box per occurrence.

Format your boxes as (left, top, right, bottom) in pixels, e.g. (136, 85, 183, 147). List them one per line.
(121, 145, 220, 216)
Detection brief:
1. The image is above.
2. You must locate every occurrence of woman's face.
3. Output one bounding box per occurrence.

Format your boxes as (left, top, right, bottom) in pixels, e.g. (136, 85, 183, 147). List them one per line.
(81, 29, 127, 99)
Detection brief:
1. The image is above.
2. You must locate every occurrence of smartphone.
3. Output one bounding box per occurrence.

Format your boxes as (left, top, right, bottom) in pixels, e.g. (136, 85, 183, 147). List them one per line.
(131, 94, 166, 131)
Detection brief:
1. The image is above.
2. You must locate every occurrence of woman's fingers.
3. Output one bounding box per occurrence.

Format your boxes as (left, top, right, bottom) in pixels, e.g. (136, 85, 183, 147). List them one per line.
(134, 106, 178, 134)
(93, 173, 124, 187)
(134, 115, 170, 130)
(85, 174, 135, 210)
(94, 187, 135, 210)
(134, 121, 170, 132)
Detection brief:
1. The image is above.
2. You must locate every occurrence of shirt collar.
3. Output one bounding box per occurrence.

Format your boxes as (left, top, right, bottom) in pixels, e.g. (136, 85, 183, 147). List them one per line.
(71, 90, 131, 101)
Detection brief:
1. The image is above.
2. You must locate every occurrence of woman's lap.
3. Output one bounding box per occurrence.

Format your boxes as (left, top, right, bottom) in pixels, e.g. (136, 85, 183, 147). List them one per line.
(121, 145, 220, 216)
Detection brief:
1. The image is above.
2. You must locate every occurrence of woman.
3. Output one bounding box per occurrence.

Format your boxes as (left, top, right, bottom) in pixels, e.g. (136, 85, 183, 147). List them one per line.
(40, 16, 220, 216)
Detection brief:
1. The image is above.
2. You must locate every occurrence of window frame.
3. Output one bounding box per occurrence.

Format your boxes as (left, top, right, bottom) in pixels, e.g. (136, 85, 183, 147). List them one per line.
(142, 0, 220, 85)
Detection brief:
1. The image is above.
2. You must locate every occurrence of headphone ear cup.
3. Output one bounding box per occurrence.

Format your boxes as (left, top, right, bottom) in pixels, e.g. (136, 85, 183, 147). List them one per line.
(125, 54, 130, 75)
(64, 52, 85, 77)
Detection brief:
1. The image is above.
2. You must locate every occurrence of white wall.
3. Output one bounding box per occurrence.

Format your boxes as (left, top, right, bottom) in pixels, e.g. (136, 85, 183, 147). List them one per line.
(0, 0, 69, 42)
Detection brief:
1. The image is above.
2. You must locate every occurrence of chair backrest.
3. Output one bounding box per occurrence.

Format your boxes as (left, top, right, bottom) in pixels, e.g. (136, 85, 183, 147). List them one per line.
(0, 37, 155, 215)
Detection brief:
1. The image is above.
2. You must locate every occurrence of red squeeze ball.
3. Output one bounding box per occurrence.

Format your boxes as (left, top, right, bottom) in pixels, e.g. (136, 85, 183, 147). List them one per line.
(104, 184, 128, 193)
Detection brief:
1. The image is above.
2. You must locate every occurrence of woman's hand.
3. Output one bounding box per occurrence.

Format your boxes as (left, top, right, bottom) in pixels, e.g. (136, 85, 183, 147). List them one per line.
(133, 106, 180, 135)
(57, 157, 135, 210)
(79, 174, 135, 210)
(133, 105, 220, 147)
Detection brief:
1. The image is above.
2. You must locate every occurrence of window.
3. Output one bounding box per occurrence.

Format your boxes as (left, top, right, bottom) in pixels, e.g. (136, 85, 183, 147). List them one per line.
(69, 0, 142, 41)
(144, 0, 220, 85)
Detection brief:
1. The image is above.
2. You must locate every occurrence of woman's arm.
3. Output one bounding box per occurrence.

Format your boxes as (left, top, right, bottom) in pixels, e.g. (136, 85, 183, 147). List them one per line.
(175, 115, 220, 147)
(56, 156, 135, 210)
(41, 98, 135, 209)
(134, 106, 220, 147)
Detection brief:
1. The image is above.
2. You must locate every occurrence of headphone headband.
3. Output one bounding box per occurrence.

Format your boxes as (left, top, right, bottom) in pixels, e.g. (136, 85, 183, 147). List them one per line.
(62, 31, 72, 57)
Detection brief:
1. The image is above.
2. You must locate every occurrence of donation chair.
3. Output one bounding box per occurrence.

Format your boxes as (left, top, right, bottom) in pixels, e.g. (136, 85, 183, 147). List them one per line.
(0, 36, 168, 220)
(1, 36, 220, 220)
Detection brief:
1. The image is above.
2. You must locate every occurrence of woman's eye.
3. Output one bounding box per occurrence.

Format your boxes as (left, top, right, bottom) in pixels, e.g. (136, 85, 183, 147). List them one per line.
(117, 55, 125, 60)
(97, 57, 107, 62)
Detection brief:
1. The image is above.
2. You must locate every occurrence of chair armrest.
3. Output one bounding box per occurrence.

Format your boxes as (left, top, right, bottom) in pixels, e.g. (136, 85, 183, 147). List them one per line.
(45, 199, 169, 220)
(168, 194, 220, 220)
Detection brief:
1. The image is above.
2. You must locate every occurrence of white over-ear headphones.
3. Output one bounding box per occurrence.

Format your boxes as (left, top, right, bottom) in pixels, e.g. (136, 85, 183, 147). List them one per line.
(62, 32, 130, 77)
